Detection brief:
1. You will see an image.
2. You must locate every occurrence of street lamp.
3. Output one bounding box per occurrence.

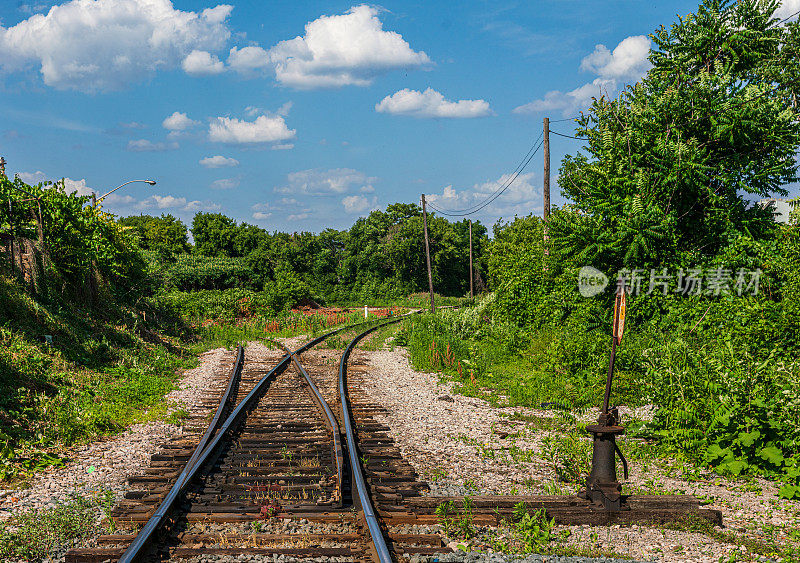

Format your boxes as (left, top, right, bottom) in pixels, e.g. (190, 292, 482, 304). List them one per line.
(93, 179, 156, 206)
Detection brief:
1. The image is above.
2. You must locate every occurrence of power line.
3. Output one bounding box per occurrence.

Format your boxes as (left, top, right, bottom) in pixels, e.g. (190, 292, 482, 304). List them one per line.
(549, 130, 587, 141)
(427, 138, 545, 217)
(779, 8, 800, 23)
(426, 131, 544, 216)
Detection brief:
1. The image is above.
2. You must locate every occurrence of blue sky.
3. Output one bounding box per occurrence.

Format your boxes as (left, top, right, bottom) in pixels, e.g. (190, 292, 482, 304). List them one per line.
(1, 0, 799, 232)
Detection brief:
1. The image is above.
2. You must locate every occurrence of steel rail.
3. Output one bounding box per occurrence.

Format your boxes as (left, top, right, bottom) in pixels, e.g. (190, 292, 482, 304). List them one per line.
(275, 341, 345, 507)
(338, 317, 403, 563)
(119, 316, 393, 562)
(119, 344, 244, 563)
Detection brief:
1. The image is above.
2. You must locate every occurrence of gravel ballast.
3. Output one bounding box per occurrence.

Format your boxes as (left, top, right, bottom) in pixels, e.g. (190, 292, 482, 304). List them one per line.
(359, 344, 799, 563)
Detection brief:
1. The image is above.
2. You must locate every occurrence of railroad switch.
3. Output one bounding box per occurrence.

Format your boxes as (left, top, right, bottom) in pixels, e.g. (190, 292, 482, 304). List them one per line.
(579, 406, 629, 511)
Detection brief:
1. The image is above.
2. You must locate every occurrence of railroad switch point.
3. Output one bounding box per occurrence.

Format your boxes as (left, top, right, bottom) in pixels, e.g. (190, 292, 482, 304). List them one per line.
(579, 407, 629, 512)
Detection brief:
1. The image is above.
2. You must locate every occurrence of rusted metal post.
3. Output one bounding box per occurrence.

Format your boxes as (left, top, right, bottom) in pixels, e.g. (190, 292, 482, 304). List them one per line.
(580, 284, 629, 511)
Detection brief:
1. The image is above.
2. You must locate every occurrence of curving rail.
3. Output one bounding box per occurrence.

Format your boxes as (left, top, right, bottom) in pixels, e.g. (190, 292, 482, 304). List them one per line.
(119, 317, 394, 562)
(119, 344, 244, 563)
(339, 317, 403, 563)
(275, 340, 345, 507)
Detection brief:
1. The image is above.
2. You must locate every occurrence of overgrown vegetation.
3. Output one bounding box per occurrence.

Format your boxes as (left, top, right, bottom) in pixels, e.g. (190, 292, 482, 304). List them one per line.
(403, 0, 800, 501)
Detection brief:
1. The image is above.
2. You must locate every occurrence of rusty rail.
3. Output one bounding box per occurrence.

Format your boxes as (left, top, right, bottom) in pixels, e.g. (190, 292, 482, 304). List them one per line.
(339, 317, 403, 563)
(118, 344, 244, 563)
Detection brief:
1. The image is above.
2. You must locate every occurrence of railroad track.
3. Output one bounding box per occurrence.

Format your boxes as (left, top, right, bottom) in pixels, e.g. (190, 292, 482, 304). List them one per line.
(65, 316, 722, 563)
(66, 317, 446, 563)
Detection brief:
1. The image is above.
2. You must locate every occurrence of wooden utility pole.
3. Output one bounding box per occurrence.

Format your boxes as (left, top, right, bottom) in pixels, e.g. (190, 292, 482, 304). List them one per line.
(543, 117, 550, 221)
(543, 117, 550, 269)
(421, 194, 435, 313)
(469, 219, 474, 299)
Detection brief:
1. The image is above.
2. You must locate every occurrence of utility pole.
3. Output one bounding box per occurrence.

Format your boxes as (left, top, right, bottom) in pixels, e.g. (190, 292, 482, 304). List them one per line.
(421, 194, 435, 313)
(543, 117, 550, 268)
(469, 219, 474, 299)
(543, 117, 550, 220)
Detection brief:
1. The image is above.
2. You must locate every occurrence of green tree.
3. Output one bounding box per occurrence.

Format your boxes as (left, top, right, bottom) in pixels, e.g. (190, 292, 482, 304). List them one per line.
(118, 214, 190, 258)
(192, 213, 238, 257)
(555, 0, 800, 272)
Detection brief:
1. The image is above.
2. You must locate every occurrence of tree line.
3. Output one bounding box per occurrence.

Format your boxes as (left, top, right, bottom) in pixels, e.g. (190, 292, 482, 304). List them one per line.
(118, 203, 490, 304)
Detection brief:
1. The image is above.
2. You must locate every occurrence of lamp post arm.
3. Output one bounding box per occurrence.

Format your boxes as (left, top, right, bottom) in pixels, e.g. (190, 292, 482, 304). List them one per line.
(97, 179, 155, 202)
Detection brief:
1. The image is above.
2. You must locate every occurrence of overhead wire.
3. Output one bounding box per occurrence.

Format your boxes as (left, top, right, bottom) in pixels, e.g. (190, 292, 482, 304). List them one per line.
(426, 130, 544, 216)
(427, 137, 545, 217)
(428, 9, 796, 218)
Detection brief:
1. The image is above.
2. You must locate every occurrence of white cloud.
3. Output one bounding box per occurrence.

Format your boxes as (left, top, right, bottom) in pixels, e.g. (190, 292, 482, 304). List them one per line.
(210, 177, 239, 190)
(267, 4, 430, 89)
(184, 200, 221, 212)
(427, 172, 542, 220)
(17, 170, 48, 185)
(208, 114, 295, 144)
(227, 45, 269, 74)
(120, 121, 146, 129)
(0, 0, 233, 92)
(252, 211, 273, 220)
(376, 88, 492, 118)
(127, 139, 179, 152)
(287, 212, 311, 221)
(341, 194, 377, 214)
(275, 168, 377, 195)
(513, 35, 651, 117)
(18, 171, 95, 196)
(579, 36, 651, 80)
(271, 143, 294, 150)
(162, 111, 199, 131)
(139, 194, 186, 209)
(776, 0, 800, 21)
(200, 155, 239, 168)
(182, 49, 225, 75)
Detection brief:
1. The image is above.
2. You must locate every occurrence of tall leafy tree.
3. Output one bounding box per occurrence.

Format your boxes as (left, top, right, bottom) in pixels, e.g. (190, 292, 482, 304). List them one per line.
(118, 214, 190, 258)
(192, 213, 238, 257)
(555, 0, 800, 272)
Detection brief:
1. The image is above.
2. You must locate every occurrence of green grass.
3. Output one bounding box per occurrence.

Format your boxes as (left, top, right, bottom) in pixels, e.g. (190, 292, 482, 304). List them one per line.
(0, 493, 102, 559)
(0, 275, 194, 482)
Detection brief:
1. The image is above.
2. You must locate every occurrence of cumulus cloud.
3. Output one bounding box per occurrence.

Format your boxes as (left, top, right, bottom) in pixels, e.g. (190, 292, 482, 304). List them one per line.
(267, 4, 430, 89)
(427, 172, 542, 221)
(579, 36, 651, 80)
(275, 168, 376, 195)
(227, 45, 270, 74)
(162, 111, 199, 131)
(127, 139, 179, 152)
(18, 171, 95, 196)
(200, 155, 239, 168)
(132, 194, 219, 213)
(271, 143, 294, 150)
(251, 202, 273, 220)
(210, 177, 239, 190)
(182, 49, 225, 75)
(17, 170, 49, 185)
(513, 35, 651, 117)
(0, 0, 233, 92)
(376, 88, 492, 118)
(776, 0, 800, 21)
(288, 212, 311, 221)
(208, 114, 295, 144)
(184, 200, 221, 212)
(341, 194, 377, 214)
